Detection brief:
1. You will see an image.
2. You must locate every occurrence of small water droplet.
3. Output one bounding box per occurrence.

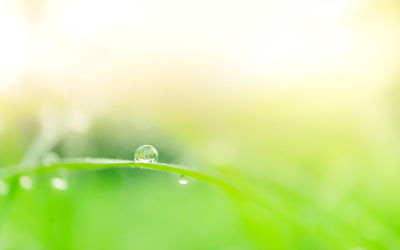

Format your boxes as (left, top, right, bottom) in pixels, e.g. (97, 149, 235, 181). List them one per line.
(134, 145, 158, 163)
(41, 152, 59, 166)
(19, 175, 33, 190)
(51, 177, 68, 191)
(0, 180, 9, 195)
(178, 175, 188, 185)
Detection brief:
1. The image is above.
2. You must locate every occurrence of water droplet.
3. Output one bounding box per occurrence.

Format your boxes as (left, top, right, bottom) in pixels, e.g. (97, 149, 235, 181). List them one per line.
(41, 152, 59, 166)
(19, 175, 33, 190)
(178, 175, 188, 185)
(0, 180, 9, 195)
(51, 177, 68, 191)
(134, 145, 158, 163)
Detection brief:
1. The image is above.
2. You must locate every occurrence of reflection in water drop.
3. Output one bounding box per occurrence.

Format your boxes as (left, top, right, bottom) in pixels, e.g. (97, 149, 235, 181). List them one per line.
(19, 175, 33, 190)
(178, 175, 188, 185)
(51, 177, 68, 191)
(134, 145, 158, 163)
(0, 180, 9, 195)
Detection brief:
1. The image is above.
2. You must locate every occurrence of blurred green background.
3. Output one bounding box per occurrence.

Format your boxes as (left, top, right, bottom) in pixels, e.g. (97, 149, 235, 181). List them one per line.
(1, 87, 400, 249)
(1, 0, 400, 249)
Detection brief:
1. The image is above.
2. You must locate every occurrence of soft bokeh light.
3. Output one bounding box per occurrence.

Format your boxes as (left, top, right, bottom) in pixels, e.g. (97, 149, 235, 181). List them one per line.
(0, 180, 9, 195)
(19, 175, 33, 190)
(0, 0, 399, 96)
(50, 177, 68, 191)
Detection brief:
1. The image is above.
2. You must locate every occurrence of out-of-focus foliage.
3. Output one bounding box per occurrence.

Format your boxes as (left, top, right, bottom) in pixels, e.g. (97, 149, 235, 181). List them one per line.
(1, 88, 400, 249)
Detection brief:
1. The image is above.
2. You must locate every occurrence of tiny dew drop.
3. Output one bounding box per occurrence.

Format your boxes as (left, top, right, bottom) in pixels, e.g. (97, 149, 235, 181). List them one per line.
(178, 175, 189, 185)
(134, 145, 158, 163)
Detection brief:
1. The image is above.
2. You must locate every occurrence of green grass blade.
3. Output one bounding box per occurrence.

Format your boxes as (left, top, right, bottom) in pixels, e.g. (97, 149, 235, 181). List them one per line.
(0, 158, 242, 198)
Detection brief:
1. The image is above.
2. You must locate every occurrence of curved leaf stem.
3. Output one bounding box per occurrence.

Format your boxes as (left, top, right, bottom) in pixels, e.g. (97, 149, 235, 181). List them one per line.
(0, 158, 242, 198)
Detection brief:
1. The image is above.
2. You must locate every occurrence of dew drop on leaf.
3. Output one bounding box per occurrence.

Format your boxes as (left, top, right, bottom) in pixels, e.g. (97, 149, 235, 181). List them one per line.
(178, 175, 188, 185)
(134, 145, 158, 163)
